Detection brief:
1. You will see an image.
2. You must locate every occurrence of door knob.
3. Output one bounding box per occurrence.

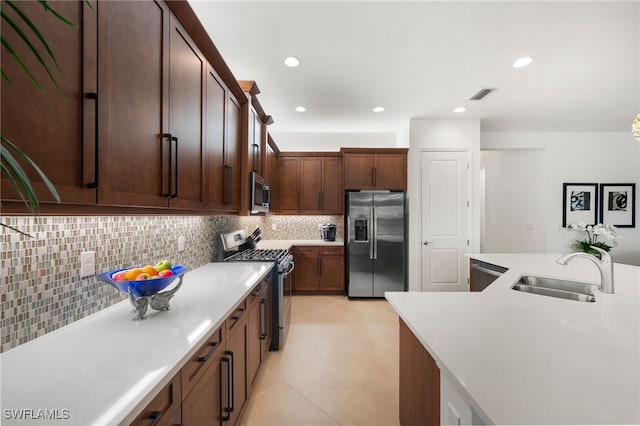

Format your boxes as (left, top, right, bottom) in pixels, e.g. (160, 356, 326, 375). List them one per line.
(423, 241, 434, 246)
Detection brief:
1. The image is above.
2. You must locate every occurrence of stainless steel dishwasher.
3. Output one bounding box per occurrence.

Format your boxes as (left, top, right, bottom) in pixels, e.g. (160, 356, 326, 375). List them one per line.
(470, 259, 508, 291)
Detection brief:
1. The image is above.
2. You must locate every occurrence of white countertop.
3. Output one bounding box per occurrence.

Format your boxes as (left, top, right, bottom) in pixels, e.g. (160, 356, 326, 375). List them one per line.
(0, 262, 273, 426)
(256, 239, 344, 250)
(386, 253, 640, 425)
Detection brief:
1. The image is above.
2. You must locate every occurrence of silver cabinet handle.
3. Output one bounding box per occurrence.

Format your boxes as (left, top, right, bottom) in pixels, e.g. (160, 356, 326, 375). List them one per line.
(423, 241, 434, 246)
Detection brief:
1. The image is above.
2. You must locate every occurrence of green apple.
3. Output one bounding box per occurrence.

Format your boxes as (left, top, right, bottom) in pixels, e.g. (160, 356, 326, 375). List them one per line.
(155, 260, 172, 272)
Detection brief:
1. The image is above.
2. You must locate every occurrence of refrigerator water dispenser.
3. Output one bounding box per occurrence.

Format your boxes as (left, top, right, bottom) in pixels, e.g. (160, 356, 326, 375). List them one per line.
(354, 219, 369, 242)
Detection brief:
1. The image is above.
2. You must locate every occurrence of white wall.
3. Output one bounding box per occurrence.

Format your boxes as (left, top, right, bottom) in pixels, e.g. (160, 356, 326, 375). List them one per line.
(482, 132, 640, 265)
(481, 149, 547, 253)
(408, 119, 481, 291)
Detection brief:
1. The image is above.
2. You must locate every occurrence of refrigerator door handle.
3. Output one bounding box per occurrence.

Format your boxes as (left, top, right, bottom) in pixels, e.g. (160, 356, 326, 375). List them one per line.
(369, 207, 374, 260)
(372, 205, 378, 260)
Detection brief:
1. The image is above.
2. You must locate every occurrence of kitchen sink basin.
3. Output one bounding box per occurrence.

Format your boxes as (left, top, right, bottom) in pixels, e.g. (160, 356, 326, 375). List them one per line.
(511, 275, 597, 302)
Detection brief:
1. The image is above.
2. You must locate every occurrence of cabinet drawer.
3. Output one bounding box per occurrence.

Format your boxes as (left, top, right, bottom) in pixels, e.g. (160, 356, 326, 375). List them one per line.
(131, 372, 181, 426)
(293, 246, 319, 255)
(320, 246, 344, 255)
(226, 300, 248, 336)
(181, 326, 224, 400)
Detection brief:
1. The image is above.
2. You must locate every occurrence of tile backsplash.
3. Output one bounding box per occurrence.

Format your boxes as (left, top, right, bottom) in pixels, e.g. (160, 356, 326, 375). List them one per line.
(0, 214, 341, 352)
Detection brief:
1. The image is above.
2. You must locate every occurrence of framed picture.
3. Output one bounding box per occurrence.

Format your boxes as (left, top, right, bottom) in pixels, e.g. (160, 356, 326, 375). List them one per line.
(600, 183, 636, 228)
(562, 183, 598, 227)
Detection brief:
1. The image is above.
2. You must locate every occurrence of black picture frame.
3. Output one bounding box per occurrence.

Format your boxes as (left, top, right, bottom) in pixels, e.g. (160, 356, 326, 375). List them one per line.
(562, 183, 598, 227)
(599, 183, 636, 228)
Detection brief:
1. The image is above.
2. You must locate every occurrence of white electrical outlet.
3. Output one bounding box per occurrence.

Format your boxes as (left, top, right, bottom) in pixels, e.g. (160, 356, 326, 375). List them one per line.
(80, 251, 96, 278)
(271, 222, 277, 230)
(177, 236, 186, 252)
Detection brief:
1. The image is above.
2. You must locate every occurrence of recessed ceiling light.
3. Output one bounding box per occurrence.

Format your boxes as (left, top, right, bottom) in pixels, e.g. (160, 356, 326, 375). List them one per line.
(513, 57, 534, 68)
(373, 106, 385, 113)
(284, 57, 300, 67)
(294, 106, 306, 112)
(453, 107, 466, 113)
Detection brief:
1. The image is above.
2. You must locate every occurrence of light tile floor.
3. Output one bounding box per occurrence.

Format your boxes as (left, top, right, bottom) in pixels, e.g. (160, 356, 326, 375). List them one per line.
(241, 295, 400, 426)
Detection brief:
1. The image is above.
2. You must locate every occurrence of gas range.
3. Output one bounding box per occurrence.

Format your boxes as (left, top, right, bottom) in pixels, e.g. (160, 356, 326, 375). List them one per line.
(219, 229, 294, 351)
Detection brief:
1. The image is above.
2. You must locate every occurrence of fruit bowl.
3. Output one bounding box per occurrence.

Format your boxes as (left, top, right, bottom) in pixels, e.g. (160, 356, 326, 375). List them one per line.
(97, 264, 187, 320)
(98, 265, 187, 297)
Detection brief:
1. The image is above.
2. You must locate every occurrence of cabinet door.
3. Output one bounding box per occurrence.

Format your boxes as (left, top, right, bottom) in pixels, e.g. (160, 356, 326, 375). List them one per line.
(131, 372, 181, 426)
(0, 1, 96, 208)
(204, 66, 227, 211)
(168, 15, 205, 209)
(182, 349, 224, 426)
(261, 281, 273, 357)
(278, 157, 300, 213)
(319, 252, 345, 292)
(374, 154, 406, 190)
(96, 0, 170, 208)
(264, 141, 278, 212)
(321, 157, 343, 214)
(247, 107, 261, 174)
(292, 253, 319, 292)
(225, 311, 247, 426)
(226, 95, 242, 212)
(300, 157, 322, 212)
(247, 297, 262, 394)
(343, 154, 374, 190)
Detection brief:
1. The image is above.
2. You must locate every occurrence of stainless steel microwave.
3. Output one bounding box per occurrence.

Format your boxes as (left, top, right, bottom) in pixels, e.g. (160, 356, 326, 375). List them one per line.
(250, 171, 270, 214)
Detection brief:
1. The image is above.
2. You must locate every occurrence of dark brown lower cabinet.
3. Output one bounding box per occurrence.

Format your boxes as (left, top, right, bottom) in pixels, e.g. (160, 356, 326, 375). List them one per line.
(292, 246, 345, 295)
(399, 318, 440, 426)
(131, 372, 181, 426)
(134, 277, 273, 426)
(225, 303, 248, 426)
(181, 326, 225, 425)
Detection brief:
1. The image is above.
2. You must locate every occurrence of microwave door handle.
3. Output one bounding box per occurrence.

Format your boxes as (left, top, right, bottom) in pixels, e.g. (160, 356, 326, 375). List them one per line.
(264, 185, 271, 206)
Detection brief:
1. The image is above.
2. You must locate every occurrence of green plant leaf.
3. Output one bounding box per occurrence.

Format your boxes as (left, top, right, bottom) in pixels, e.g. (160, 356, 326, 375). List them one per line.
(0, 35, 45, 93)
(0, 145, 39, 212)
(0, 223, 33, 238)
(1, 136, 60, 203)
(37, 0, 77, 28)
(1, 68, 15, 88)
(5, 0, 63, 76)
(1, 9, 61, 91)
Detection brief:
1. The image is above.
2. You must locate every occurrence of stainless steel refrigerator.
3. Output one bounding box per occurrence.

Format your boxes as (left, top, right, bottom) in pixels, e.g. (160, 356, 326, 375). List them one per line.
(346, 191, 407, 298)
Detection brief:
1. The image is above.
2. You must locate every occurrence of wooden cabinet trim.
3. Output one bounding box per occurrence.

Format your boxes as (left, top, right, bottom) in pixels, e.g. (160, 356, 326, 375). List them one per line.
(131, 372, 182, 426)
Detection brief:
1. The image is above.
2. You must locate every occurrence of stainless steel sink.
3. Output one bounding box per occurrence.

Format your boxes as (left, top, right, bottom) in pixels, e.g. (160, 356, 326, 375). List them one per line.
(511, 275, 597, 302)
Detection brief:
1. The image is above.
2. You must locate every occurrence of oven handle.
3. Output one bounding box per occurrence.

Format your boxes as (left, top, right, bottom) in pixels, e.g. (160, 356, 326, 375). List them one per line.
(282, 261, 295, 277)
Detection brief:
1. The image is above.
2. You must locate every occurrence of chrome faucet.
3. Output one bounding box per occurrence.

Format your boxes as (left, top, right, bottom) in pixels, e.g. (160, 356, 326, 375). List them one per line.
(556, 246, 614, 294)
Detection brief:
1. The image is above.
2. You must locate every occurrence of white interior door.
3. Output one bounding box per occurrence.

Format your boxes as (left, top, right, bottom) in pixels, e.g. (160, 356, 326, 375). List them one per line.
(421, 151, 470, 291)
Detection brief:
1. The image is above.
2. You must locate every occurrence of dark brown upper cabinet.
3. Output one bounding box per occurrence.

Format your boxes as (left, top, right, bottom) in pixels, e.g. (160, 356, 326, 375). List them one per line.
(277, 153, 343, 215)
(204, 66, 242, 213)
(342, 148, 408, 191)
(0, 0, 96, 210)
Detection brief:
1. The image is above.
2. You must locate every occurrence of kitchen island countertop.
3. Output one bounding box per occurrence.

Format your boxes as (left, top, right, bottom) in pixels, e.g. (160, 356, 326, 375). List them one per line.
(386, 253, 640, 425)
(1, 262, 273, 426)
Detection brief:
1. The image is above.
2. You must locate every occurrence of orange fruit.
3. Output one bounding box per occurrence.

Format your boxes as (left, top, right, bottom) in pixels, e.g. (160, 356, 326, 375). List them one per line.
(141, 265, 158, 276)
(124, 268, 143, 281)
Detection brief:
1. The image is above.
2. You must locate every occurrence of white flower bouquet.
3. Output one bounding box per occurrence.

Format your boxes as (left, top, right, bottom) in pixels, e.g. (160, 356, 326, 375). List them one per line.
(567, 223, 618, 256)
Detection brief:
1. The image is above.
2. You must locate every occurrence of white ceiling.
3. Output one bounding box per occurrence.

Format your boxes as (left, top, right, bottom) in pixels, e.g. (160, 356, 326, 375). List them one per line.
(189, 1, 640, 137)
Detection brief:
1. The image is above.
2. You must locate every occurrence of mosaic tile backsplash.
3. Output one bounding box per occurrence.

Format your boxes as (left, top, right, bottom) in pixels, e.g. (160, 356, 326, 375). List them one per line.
(0, 214, 341, 352)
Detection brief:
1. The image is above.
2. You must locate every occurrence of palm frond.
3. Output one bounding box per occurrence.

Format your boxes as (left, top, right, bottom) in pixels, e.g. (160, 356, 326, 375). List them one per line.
(1, 9, 61, 91)
(0, 223, 33, 238)
(1, 136, 60, 204)
(5, 0, 63, 76)
(0, 35, 45, 93)
(37, 0, 78, 27)
(0, 147, 39, 212)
